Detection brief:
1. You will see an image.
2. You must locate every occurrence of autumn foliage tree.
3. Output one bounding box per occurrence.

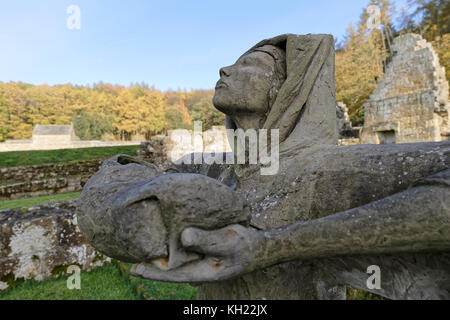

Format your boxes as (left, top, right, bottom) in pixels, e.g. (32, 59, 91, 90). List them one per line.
(0, 81, 225, 142)
(0, 82, 8, 142)
(335, 0, 394, 125)
(399, 0, 450, 82)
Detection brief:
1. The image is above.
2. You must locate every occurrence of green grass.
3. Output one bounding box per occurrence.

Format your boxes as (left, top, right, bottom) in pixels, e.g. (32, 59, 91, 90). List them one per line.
(118, 263, 197, 300)
(0, 263, 139, 300)
(0, 145, 140, 168)
(0, 262, 198, 300)
(346, 287, 387, 300)
(132, 279, 198, 300)
(0, 192, 80, 210)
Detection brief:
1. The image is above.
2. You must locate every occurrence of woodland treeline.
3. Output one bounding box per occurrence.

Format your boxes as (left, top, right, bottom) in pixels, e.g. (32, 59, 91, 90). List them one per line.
(0, 0, 448, 141)
(0, 83, 223, 141)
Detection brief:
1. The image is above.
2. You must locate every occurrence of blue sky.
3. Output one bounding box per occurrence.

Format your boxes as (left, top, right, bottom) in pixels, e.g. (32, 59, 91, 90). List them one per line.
(0, 0, 409, 90)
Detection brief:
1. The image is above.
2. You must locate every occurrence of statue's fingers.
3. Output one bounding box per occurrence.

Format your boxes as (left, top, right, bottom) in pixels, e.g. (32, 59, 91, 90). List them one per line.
(181, 225, 246, 256)
(131, 262, 199, 283)
(130, 258, 235, 283)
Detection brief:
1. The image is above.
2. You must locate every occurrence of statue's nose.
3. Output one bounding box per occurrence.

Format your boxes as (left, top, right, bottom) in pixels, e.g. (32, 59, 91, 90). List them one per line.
(219, 66, 232, 77)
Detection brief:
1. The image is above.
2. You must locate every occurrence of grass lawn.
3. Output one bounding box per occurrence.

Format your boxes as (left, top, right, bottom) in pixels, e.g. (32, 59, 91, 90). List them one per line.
(0, 263, 139, 300)
(0, 145, 140, 168)
(346, 287, 387, 300)
(119, 263, 197, 300)
(132, 279, 198, 300)
(0, 262, 198, 300)
(0, 192, 80, 210)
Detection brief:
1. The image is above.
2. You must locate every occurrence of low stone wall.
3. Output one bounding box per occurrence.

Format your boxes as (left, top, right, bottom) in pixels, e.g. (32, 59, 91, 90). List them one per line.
(0, 160, 103, 200)
(0, 176, 90, 200)
(0, 141, 140, 152)
(0, 201, 109, 290)
(0, 160, 102, 185)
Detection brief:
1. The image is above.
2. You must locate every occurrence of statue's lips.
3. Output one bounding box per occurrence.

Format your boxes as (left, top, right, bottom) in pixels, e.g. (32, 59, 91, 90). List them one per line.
(215, 80, 228, 89)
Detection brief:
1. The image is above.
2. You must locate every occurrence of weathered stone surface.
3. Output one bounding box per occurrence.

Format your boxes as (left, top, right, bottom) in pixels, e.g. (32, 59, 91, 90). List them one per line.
(75, 155, 249, 270)
(0, 201, 109, 290)
(361, 33, 450, 144)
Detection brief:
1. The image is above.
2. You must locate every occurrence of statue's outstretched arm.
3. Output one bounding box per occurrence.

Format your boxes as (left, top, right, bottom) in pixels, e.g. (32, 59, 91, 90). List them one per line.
(253, 169, 450, 267)
(131, 169, 450, 283)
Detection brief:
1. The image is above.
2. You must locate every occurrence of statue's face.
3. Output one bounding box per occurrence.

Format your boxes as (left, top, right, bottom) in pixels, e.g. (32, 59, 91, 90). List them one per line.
(213, 51, 276, 116)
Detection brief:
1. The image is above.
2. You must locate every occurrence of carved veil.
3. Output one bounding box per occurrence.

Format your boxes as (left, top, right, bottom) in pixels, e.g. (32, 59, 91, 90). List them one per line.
(226, 34, 338, 153)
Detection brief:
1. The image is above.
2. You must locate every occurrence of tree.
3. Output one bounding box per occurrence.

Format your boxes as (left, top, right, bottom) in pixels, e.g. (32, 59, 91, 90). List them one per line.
(2, 82, 31, 139)
(404, 0, 450, 82)
(113, 88, 166, 140)
(407, 0, 450, 39)
(114, 89, 136, 140)
(190, 99, 225, 131)
(72, 109, 114, 140)
(433, 33, 450, 83)
(335, 0, 394, 125)
(0, 83, 232, 140)
(165, 104, 192, 130)
(0, 83, 8, 141)
(135, 89, 166, 139)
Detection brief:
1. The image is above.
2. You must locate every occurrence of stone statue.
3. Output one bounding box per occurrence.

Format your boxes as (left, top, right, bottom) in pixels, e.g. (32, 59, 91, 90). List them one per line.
(76, 34, 450, 300)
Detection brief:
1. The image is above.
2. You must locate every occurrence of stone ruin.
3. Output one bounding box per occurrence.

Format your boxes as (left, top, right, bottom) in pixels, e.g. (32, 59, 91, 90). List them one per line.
(361, 33, 450, 145)
(336, 102, 353, 137)
(137, 126, 232, 169)
(336, 102, 361, 145)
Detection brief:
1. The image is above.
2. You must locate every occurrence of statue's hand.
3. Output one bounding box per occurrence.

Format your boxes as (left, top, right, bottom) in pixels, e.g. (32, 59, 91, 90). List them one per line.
(130, 224, 264, 283)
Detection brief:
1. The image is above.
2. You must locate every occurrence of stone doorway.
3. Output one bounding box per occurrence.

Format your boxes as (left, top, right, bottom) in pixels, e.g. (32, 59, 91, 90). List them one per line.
(377, 130, 396, 144)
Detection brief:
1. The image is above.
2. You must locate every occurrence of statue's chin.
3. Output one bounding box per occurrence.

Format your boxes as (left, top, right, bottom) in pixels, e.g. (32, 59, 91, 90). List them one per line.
(212, 95, 232, 116)
(213, 91, 247, 117)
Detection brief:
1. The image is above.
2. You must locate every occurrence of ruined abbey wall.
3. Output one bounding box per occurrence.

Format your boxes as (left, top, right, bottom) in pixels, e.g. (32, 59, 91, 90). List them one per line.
(361, 33, 449, 144)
